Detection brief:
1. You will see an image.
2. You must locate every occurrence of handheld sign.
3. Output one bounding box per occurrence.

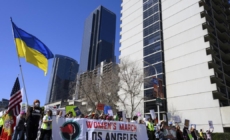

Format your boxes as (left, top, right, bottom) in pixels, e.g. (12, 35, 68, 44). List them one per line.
(108, 110, 113, 116)
(184, 119, 190, 127)
(150, 109, 155, 119)
(208, 121, 214, 129)
(97, 103, 104, 111)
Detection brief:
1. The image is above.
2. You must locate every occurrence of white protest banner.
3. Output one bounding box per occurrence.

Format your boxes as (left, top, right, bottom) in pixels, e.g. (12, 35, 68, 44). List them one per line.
(173, 115, 181, 123)
(150, 109, 155, 119)
(21, 103, 27, 112)
(167, 112, 172, 121)
(163, 114, 166, 121)
(208, 121, 214, 129)
(52, 118, 148, 140)
(108, 109, 113, 116)
(122, 110, 126, 122)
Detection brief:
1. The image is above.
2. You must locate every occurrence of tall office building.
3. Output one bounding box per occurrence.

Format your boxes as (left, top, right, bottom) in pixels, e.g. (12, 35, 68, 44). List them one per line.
(46, 55, 79, 104)
(79, 5, 116, 73)
(120, 0, 230, 132)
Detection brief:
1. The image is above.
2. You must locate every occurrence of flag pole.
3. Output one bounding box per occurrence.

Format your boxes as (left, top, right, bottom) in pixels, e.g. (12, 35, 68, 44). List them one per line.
(10, 17, 29, 105)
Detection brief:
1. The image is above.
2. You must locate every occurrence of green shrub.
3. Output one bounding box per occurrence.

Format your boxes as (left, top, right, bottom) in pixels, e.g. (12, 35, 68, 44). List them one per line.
(212, 133, 230, 140)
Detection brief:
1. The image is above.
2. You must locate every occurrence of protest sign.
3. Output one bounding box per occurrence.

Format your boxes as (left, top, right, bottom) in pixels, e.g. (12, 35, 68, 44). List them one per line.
(108, 109, 113, 116)
(52, 117, 148, 140)
(104, 105, 111, 115)
(173, 115, 181, 123)
(167, 112, 172, 121)
(74, 107, 82, 116)
(65, 105, 77, 117)
(184, 119, 190, 127)
(21, 103, 27, 112)
(150, 109, 155, 119)
(208, 121, 214, 129)
(97, 103, 105, 111)
(163, 114, 166, 121)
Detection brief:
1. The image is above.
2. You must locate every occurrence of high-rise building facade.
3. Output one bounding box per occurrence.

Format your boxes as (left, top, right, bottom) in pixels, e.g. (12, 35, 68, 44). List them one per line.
(0, 98, 9, 111)
(120, 0, 230, 132)
(46, 55, 79, 104)
(79, 5, 116, 73)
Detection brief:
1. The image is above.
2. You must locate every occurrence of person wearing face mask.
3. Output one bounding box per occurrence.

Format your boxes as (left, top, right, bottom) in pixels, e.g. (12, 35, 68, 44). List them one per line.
(26, 99, 42, 140)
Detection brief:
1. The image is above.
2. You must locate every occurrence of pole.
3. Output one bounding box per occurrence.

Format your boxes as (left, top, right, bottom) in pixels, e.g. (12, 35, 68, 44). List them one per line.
(143, 61, 160, 124)
(10, 18, 29, 105)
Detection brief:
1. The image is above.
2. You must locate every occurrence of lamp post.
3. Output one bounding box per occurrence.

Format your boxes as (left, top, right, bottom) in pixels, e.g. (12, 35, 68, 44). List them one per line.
(143, 61, 161, 124)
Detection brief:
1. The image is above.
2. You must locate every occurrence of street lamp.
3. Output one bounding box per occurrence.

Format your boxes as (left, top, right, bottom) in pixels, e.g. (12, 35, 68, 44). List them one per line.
(143, 61, 161, 124)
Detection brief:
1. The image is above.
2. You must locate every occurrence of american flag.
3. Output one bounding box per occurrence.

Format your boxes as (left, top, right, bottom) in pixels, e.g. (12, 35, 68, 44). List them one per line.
(7, 77, 22, 116)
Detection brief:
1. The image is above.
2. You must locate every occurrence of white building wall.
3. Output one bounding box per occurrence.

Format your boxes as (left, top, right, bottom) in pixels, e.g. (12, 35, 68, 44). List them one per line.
(119, 0, 144, 118)
(162, 0, 224, 132)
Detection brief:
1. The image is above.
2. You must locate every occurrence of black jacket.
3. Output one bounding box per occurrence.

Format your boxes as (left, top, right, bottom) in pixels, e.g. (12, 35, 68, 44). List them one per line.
(26, 107, 41, 127)
(16, 117, 25, 131)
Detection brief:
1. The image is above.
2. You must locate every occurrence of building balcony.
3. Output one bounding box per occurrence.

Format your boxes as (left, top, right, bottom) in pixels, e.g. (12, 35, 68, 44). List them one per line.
(213, 19, 228, 33)
(213, 90, 229, 101)
(206, 44, 219, 55)
(199, 0, 210, 10)
(211, 0, 224, 14)
(210, 74, 224, 85)
(213, 9, 226, 23)
(218, 38, 230, 50)
(216, 29, 229, 41)
(201, 10, 212, 21)
(204, 33, 217, 45)
(203, 22, 215, 32)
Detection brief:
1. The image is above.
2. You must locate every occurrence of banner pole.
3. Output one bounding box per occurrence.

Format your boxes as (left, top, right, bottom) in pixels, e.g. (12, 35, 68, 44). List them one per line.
(10, 17, 29, 105)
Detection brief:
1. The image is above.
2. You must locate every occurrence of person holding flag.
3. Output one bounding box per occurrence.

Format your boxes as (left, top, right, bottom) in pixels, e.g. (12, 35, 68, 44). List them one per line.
(0, 77, 22, 140)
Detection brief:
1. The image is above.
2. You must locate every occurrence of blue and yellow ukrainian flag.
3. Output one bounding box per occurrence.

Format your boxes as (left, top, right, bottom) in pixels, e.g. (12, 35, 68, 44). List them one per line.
(11, 21, 54, 75)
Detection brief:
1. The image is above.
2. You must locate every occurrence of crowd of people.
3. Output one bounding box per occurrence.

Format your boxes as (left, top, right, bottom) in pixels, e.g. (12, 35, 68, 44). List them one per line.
(0, 99, 214, 140)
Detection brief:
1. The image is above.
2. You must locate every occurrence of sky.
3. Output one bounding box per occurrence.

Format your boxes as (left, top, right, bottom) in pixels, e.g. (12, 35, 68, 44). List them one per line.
(0, 0, 121, 106)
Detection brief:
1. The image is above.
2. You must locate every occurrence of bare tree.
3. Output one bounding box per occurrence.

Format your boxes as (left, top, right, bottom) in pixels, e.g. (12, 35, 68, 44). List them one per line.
(77, 62, 120, 115)
(117, 59, 149, 119)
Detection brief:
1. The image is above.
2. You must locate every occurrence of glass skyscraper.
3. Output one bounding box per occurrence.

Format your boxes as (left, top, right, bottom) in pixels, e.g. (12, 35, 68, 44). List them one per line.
(79, 5, 116, 73)
(46, 54, 79, 104)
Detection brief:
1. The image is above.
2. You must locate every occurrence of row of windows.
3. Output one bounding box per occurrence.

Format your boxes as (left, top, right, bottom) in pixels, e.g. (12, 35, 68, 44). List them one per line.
(143, 13, 160, 28)
(144, 74, 165, 89)
(144, 62, 164, 77)
(144, 100, 167, 113)
(144, 41, 161, 56)
(144, 86, 165, 100)
(144, 31, 161, 46)
(144, 21, 160, 37)
(144, 51, 162, 66)
(143, 0, 159, 5)
(143, 4, 159, 19)
(143, 0, 159, 11)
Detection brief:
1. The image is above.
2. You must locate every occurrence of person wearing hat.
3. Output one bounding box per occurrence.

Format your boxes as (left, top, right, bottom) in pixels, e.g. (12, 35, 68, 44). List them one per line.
(12, 111, 26, 140)
(39, 110, 52, 140)
(26, 99, 42, 140)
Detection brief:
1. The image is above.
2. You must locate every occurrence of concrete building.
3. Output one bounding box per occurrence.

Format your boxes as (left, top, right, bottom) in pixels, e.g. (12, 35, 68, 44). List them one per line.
(0, 98, 9, 111)
(119, 0, 230, 132)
